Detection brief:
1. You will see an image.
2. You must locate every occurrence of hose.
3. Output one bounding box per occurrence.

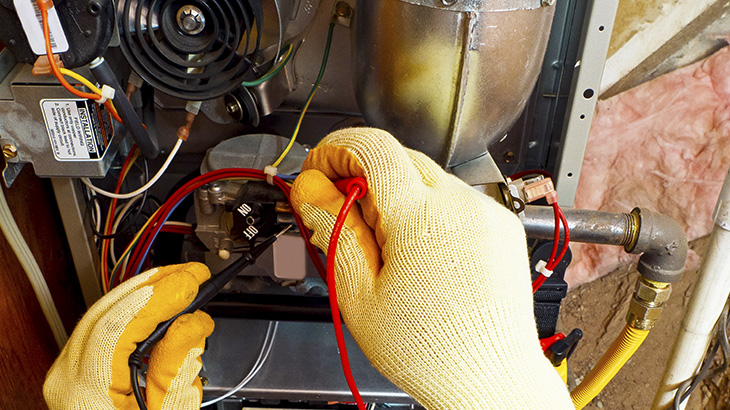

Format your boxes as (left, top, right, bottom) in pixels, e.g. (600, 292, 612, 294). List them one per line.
(570, 324, 650, 409)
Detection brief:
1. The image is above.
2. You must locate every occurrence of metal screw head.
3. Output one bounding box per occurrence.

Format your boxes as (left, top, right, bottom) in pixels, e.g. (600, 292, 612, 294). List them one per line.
(541, 0, 556, 6)
(442, 0, 457, 5)
(226, 102, 240, 113)
(176, 5, 205, 35)
(335, 1, 352, 18)
(3, 144, 17, 159)
(503, 151, 515, 163)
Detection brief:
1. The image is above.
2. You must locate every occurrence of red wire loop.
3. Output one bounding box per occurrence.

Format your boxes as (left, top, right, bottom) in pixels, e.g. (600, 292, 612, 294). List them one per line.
(326, 184, 367, 410)
(532, 202, 571, 293)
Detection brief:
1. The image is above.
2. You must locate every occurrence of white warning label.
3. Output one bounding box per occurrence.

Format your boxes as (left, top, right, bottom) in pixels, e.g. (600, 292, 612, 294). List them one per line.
(13, 0, 69, 55)
(41, 99, 113, 161)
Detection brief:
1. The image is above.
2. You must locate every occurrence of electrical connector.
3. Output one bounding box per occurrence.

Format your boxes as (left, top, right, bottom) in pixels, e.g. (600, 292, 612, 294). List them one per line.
(176, 112, 197, 141)
(125, 71, 144, 98)
(32, 54, 64, 76)
(185, 100, 202, 115)
(523, 176, 558, 204)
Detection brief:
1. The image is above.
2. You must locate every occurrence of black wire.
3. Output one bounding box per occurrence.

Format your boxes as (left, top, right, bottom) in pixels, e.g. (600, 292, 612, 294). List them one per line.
(84, 156, 151, 240)
(672, 302, 730, 409)
(130, 362, 147, 410)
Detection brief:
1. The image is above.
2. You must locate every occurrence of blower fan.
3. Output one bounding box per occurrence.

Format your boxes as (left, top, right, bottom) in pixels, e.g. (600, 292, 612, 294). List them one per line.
(117, 0, 263, 100)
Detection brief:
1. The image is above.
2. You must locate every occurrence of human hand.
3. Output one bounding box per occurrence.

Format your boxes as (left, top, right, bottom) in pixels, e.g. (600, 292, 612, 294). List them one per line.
(44, 262, 214, 409)
(291, 128, 572, 409)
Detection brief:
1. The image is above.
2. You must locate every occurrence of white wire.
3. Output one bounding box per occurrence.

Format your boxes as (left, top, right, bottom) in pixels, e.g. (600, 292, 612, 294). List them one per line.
(93, 198, 102, 244)
(81, 138, 183, 200)
(163, 221, 193, 228)
(109, 194, 144, 265)
(273, 0, 283, 65)
(201, 321, 278, 407)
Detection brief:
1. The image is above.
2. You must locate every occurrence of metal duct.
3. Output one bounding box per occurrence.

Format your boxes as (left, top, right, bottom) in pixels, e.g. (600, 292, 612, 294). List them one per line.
(352, 0, 555, 166)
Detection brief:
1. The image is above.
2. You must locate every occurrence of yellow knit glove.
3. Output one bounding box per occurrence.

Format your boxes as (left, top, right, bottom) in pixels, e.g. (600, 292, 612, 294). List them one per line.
(44, 262, 215, 410)
(291, 128, 573, 409)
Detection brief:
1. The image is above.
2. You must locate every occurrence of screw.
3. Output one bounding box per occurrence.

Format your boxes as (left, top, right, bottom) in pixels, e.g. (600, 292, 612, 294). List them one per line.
(177, 5, 205, 35)
(442, 0, 457, 5)
(335, 1, 352, 18)
(226, 102, 240, 114)
(3, 144, 17, 159)
(503, 151, 515, 163)
(200, 376, 208, 386)
(541, 0, 555, 6)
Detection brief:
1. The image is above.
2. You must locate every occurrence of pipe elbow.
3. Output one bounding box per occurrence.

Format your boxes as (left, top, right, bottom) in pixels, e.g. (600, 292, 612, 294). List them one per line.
(627, 208, 688, 283)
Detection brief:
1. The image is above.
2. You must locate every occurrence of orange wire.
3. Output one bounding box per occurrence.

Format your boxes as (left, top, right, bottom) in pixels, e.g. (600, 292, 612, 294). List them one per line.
(38, 1, 124, 125)
(38, 1, 99, 100)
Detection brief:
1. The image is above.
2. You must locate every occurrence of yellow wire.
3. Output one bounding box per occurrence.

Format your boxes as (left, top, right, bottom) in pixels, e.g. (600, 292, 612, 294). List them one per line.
(110, 207, 160, 288)
(100, 148, 139, 293)
(271, 90, 318, 167)
(59, 67, 119, 118)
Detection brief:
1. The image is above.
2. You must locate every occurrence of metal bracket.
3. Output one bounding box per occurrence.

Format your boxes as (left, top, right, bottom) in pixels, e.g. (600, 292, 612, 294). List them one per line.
(399, 0, 545, 12)
(2, 161, 24, 188)
(554, 0, 619, 207)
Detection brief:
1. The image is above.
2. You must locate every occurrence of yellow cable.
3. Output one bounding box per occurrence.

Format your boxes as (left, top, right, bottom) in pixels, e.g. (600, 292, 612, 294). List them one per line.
(59, 67, 119, 118)
(271, 91, 317, 167)
(570, 325, 650, 408)
(100, 148, 139, 292)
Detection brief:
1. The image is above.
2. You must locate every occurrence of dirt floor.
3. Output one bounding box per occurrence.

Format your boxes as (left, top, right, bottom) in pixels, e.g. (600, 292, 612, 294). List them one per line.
(560, 235, 730, 409)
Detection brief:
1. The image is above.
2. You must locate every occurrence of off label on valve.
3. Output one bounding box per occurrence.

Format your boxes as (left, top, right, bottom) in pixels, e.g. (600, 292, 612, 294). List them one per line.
(40, 98, 115, 161)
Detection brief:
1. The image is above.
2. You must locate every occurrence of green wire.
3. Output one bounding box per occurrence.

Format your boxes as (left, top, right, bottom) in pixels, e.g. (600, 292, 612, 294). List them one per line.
(242, 44, 294, 87)
(272, 21, 335, 167)
(108, 233, 142, 291)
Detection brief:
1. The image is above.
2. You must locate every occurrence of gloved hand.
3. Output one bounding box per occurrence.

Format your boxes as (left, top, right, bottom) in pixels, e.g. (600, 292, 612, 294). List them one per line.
(291, 128, 573, 409)
(44, 262, 214, 410)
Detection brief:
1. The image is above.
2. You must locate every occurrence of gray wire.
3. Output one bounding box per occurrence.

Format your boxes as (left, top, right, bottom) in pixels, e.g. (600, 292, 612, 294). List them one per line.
(201, 321, 278, 407)
(671, 301, 730, 409)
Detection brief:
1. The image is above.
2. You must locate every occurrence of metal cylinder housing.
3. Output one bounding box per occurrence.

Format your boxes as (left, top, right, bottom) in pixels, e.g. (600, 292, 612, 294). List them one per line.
(352, 0, 555, 166)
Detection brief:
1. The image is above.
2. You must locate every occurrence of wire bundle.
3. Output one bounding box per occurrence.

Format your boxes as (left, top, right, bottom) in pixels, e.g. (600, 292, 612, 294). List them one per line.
(326, 181, 367, 410)
(108, 168, 326, 291)
(532, 203, 570, 293)
(36, 0, 122, 123)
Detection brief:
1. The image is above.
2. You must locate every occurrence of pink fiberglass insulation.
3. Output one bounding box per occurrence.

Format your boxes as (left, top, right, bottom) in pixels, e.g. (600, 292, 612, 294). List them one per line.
(567, 45, 730, 288)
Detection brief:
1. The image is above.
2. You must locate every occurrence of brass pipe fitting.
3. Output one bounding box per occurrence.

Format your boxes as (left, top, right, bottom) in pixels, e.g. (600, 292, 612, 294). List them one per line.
(626, 277, 671, 330)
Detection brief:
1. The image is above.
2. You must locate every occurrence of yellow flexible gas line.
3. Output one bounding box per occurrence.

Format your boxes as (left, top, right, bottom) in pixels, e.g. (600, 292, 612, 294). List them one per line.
(570, 324, 650, 409)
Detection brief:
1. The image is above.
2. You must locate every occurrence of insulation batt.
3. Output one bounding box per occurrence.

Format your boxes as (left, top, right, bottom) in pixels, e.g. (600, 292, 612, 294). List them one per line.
(567, 45, 730, 287)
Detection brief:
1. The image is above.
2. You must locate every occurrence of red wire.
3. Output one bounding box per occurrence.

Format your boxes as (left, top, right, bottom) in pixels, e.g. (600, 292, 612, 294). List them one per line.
(548, 207, 570, 271)
(326, 186, 366, 410)
(159, 225, 194, 235)
(532, 202, 571, 293)
(122, 169, 326, 283)
(508, 169, 553, 180)
(115, 169, 363, 407)
(101, 145, 138, 290)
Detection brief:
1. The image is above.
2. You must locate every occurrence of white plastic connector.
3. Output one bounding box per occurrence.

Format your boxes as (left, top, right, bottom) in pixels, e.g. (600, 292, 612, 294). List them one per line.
(128, 71, 144, 89)
(185, 100, 202, 115)
(96, 84, 116, 104)
(264, 165, 278, 185)
(535, 260, 554, 277)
